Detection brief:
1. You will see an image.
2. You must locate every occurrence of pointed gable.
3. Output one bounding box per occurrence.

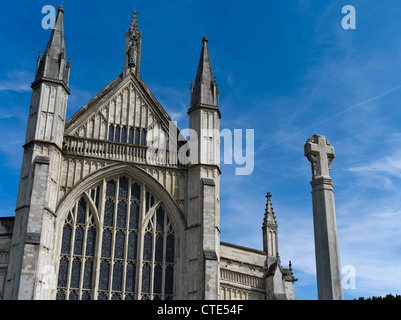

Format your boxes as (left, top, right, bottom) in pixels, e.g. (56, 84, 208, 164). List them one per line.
(65, 73, 176, 147)
(62, 9, 186, 169)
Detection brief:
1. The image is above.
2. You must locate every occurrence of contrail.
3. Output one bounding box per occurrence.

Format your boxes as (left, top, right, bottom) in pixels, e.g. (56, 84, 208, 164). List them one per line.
(258, 83, 401, 151)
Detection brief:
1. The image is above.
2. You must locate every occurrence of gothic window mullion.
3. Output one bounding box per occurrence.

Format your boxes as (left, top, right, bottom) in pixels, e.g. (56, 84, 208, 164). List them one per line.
(77, 204, 90, 300)
(150, 213, 157, 299)
(165, 218, 175, 299)
(135, 183, 146, 300)
(80, 197, 95, 300)
(121, 180, 132, 299)
(93, 179, 106, 300)
(161, 212, 168, 300)
(108, 178, 119, 300)
(57, 176, 176, 301)
(66, 204, 78, 300)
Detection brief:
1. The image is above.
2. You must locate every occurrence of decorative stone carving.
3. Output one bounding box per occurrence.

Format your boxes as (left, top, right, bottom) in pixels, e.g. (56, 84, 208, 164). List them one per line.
(124, 10, 142, 75)
(304, 134, 335, 179)
(128, 43, 138, 67)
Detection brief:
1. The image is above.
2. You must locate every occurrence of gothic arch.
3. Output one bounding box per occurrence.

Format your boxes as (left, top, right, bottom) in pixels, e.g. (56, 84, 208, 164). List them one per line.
(55, 163, 185, 230)
(53, 163, 186, 300)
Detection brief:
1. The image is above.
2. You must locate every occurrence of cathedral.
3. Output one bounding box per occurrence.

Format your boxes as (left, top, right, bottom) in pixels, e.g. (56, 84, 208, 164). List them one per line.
(0, 7, 296, 300)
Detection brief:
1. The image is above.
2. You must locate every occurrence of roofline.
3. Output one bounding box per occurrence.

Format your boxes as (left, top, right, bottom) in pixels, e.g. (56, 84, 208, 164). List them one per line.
(220, 241, 267, 256)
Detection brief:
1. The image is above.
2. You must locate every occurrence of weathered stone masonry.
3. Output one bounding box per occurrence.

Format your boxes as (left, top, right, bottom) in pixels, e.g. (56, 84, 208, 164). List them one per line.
(0, 8, 296, 300)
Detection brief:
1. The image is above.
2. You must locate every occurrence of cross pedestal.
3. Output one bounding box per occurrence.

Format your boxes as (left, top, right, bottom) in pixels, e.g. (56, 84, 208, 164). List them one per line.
(305, 134, 343, 300)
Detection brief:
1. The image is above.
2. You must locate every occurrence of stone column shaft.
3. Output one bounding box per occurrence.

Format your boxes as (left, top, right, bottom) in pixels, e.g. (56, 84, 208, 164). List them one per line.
(311, 177, 343, 300)
(305, 134, 343, 300)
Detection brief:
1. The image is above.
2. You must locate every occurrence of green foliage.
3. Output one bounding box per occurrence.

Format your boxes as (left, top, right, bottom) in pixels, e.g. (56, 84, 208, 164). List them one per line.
(357, 294, 401, 300)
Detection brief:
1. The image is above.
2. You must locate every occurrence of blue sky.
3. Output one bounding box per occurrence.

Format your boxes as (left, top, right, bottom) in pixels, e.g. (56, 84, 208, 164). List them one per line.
(1, 0, 401, 300)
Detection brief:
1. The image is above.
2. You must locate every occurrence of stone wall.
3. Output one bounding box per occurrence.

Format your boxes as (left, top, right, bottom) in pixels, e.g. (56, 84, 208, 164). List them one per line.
(0, 218, 14, 300)
(219, 242, 267, 300)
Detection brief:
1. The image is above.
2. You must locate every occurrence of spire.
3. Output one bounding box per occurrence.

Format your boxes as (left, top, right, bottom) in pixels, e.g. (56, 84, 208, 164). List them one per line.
(262, 192, 279, 256)
(128, 9, 140, 39)
(123, 10, 142, 78)
(35, 51, 42, 74)
(190, 36, 219, 110)
(34, 6, 70, 88)
(263, 192, 277, 227)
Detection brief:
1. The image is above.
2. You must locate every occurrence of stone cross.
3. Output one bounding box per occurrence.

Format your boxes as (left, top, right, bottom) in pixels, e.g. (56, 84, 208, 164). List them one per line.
(304, 134, 335, 179)
(305, 134, 343, 300)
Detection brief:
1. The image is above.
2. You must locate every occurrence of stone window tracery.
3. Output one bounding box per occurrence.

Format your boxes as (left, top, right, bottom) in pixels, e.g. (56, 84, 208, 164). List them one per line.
(108, 124, 147, 147)
(56, 176, 175, 300)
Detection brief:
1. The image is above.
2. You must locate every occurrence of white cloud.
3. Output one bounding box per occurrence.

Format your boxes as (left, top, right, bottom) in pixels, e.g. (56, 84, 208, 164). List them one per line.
(147, 83, 189, 124)
(0, 70, 33, 93)
(0, 110, 14, 120)
(348, 151, 401, 180)
(270, 193, 401, 299)
(338, 205, 401, 297)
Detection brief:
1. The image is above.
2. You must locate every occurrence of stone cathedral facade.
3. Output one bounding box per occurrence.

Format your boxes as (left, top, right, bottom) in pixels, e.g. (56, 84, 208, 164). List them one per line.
(0, 7, 296, 300)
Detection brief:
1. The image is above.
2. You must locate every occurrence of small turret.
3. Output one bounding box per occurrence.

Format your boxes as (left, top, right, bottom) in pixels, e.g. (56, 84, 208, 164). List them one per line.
(189, 36, 219, 112)
(4, 5, 71, 300)
(34, 6, 70, 89)
(25, 5, 70, 148)
(262, 192, 279, 257)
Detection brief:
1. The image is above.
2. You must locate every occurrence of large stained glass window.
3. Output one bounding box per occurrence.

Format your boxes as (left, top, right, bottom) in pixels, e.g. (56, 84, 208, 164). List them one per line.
(56, 196, 97, 300)
(56, 176, 175, 300)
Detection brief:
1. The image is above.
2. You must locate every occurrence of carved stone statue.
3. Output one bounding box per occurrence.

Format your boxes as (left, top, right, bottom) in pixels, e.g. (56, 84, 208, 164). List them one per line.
(128, 42, 138, 67)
